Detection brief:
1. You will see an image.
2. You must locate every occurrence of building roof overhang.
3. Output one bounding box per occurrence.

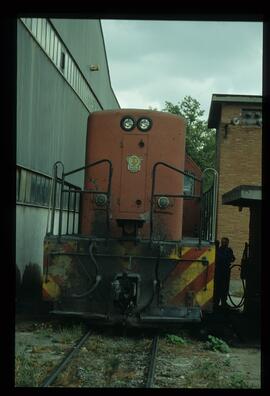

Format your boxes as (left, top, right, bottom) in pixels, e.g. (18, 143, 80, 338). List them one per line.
(222, 185, 261, 208)
(208, 94, 262, 129)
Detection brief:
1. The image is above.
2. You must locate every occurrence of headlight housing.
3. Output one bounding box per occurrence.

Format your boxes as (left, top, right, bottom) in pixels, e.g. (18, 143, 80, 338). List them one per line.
(157, 196, 170, 209)
(137, 117, 152, 131)
(95, 194, 107, 206)
(120, 116, 135, 131)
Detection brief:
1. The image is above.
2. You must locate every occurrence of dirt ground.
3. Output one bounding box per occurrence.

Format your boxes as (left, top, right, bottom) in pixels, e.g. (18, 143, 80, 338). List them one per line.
(228, 347, 261, 388)
(14, 317, 261, 388)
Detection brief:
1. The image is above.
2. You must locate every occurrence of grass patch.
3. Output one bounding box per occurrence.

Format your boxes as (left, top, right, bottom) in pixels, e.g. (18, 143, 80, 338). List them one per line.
(15, 321, 87, 387)
(165, 334, 187, 345)
(15, 351, 54, 387)
(58, 323, 85, 344)
(182, 355, 252, 389)
(15, 352, 39, 387)
(104, 357, 121, 385)
(228, 373, 251, 388)
(204, 335, 230, 353)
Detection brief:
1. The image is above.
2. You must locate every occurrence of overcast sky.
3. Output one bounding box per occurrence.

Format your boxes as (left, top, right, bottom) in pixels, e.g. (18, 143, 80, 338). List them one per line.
(101, 20, 263, 120)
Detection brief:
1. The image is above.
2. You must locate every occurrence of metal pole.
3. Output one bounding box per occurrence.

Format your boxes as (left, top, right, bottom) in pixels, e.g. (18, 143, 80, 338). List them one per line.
(66, 188, 70, 235)
(72, 191, 76, 234)
(57, 162, 65, 239)
(49, 163, 60, 235)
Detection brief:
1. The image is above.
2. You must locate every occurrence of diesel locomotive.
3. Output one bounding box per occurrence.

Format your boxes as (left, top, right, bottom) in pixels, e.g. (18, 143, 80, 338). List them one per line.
(42, 109, 218, 327)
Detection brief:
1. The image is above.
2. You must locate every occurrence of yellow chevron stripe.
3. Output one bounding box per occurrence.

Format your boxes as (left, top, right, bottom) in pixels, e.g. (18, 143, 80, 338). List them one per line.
(42, 275, 60, 299)
(194, 279, 214, 306)
(167, 251, 210, 295)
(168, 246, 191, 260)
(165, 246, 215, 302)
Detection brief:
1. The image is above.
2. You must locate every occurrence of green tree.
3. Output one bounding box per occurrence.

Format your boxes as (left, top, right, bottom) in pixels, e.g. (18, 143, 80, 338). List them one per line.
(162, 96, 216, 173)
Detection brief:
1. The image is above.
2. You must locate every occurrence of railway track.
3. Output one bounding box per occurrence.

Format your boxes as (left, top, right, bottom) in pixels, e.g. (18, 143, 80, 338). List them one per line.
(39, 329, 159, 388)
(145, 335, 159, 388)
(40, 329, 92, 387)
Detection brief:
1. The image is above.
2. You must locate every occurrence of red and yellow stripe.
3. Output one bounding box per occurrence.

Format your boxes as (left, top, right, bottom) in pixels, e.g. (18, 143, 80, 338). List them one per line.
(42, 274, 61, 300)
(164, 245, 215, 311)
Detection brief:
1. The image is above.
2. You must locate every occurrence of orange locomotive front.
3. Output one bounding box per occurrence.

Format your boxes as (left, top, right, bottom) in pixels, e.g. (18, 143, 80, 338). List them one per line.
(42, 109, 217, 326)
(81, 109, 185, 240)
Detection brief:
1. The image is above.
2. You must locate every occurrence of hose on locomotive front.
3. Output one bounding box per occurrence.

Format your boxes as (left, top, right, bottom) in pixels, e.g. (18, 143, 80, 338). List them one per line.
(71, 241, 102, 299)
(135, 256, 160, 314)
(227, 264, 246, 309)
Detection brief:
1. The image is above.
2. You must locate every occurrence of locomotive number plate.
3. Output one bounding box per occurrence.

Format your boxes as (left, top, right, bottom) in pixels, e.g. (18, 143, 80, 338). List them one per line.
(126, 155, 143, 173)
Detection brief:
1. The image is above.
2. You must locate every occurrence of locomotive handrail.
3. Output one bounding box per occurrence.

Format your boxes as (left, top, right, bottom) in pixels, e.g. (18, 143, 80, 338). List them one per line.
(49, 161, 65, 235)
(47, 162, 86, 235)
(63, 159, 112, 177)
(200, 184, 213, 241)
(201, 168, 218, 243)
(48, 159, 113, 238)
(152, 161, 202, 182)
(150, 162, 218, 245)
(150, 161, 202, 242)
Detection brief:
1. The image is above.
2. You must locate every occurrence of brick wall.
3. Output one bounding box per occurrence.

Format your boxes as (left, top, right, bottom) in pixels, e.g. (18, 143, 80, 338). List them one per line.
(216, 103, 262, 278)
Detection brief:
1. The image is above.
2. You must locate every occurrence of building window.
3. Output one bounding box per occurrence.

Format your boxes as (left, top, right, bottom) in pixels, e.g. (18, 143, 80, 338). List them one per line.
(241, 108, 262, 126)
(184, 171, 195, 196)
(16, 166, 80, 211)
(31, 18, 37, 37)
(16, 168, 20, 201)
(36, 18, 42, 43)
(60, 51, 66, 71)
(45, 22, 50, 55)
(17, 167, 51, 207)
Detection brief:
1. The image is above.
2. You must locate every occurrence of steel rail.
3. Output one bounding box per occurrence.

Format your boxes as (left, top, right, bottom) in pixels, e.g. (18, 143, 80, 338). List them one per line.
(39, 329, 92, 387)
(145, 335, 159, 388)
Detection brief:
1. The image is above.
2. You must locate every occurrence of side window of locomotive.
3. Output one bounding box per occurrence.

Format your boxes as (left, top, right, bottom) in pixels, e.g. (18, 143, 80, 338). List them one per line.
(184, 172, 195, 197)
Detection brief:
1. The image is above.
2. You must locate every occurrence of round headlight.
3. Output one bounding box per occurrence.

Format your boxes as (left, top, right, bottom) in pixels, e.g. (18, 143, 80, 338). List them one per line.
(157, 196, 170, 209)
(120, 116, 135, 131)
(95, 194, 107, 206)
(137, 117, 152, 131)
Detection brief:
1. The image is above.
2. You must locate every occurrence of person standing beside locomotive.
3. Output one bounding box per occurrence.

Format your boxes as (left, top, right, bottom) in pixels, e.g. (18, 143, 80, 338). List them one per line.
(213, 237, 235, 310)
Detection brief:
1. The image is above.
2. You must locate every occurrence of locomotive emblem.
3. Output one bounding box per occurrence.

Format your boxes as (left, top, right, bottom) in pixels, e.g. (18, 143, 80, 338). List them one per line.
(126, 155, 143, 173)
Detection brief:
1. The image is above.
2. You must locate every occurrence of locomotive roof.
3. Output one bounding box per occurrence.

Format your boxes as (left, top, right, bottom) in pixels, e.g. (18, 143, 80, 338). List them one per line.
(90, 108, 185, 122)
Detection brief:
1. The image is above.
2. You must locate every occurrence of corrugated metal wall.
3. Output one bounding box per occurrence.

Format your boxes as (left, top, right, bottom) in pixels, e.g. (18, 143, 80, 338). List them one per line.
(50, 19, 118, 110)
(16, 18, 120, 293)
(17, 19, 119, 183)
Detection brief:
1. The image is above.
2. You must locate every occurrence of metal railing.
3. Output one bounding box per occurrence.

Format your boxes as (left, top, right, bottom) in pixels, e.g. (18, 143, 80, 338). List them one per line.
(150, 161, 202, 242)
(46, 160, 112, 238)
(200, 168, 218, 243)
(150, 162, 218, 244)
(46, 159, 218, 244)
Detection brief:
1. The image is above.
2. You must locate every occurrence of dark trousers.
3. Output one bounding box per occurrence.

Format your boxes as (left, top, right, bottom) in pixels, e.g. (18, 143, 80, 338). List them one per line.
(213, 268, 230, 307)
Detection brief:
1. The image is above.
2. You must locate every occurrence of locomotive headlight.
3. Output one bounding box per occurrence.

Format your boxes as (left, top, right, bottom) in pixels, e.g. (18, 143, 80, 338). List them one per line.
(120, 116, 135, 131)
(95, 194, 107, 206)
(137, 117, 152, 131)
(157, 196, 170, 209)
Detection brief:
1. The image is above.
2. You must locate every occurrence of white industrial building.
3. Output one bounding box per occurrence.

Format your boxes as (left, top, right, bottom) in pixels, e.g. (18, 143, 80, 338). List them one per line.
(16, 18, 120, 304)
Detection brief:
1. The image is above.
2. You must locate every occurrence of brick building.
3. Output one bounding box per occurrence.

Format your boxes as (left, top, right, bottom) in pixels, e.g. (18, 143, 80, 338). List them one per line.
(208, 94, 262, 278)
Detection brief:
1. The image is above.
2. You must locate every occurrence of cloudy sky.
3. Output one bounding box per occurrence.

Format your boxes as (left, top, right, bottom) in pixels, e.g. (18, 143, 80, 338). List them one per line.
(101, 20, 263, 120)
